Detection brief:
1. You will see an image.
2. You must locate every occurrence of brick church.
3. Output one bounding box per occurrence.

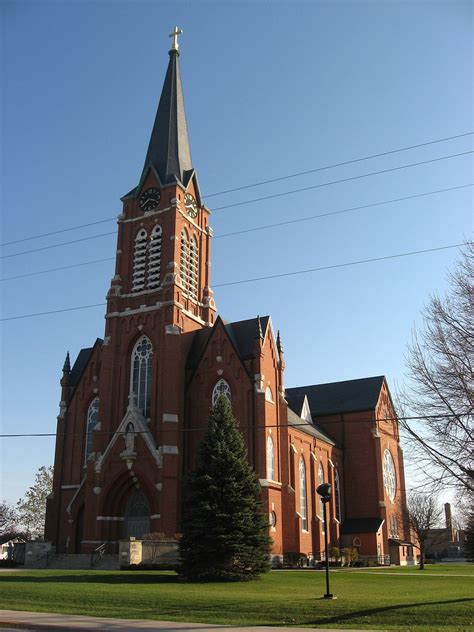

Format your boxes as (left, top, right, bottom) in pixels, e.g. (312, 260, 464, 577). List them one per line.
(45, 31, 413, 566)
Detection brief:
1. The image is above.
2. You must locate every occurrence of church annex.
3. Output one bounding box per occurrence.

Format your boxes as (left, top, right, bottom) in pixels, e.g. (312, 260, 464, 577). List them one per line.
(45, 32, 412, 566)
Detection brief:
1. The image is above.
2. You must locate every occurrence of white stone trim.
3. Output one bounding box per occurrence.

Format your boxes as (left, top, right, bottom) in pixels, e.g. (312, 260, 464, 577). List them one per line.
(61, 484, 80, 490)
(66, 477, 86, 515)
(259, 479, 282, 488)
(97, 516, 124, 521)
(162, 445, 179, 455)
(95, 404, 163, 473)
(150, 514, 161, 520)
(162, 413, 179, 423)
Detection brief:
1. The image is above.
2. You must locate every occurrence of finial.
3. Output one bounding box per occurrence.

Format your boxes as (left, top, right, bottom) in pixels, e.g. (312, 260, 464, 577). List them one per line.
(63, 351, 71, 373)
(277, 330, 283, 354)
(255, 315, 263, 340)
(169, 26, 183, 54)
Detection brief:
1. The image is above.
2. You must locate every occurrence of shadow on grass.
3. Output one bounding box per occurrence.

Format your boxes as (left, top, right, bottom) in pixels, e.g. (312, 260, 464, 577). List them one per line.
(308, 598, 473, 626)
(0, 572, 182, 585)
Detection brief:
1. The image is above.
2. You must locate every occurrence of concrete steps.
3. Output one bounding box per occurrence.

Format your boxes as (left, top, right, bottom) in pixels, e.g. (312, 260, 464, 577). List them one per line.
(47, 553, 120, 570)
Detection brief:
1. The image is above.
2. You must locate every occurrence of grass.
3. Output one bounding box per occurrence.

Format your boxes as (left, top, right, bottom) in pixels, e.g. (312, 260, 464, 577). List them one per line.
(0, 565, 472, 630)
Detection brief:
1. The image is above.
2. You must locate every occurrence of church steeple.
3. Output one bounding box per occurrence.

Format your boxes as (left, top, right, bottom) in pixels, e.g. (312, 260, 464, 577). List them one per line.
(139, 27, 193, 190)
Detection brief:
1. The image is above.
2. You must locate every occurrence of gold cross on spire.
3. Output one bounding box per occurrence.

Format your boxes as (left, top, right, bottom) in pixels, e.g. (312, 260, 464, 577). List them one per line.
(169, 26, 183, 53)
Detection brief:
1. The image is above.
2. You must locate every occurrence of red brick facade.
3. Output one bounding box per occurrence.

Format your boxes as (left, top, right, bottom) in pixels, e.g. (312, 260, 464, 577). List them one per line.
(45, 45, 411, 565)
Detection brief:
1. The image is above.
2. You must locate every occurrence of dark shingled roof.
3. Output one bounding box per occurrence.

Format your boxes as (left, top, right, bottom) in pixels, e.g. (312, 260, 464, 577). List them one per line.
(186, 316, 270, 370)
(286, 376, 385, 416)
(287, 408, 337, 445)
(341, 518, 384, 534)
(69, 339, 103, 387)
(139, 49, 193, 190)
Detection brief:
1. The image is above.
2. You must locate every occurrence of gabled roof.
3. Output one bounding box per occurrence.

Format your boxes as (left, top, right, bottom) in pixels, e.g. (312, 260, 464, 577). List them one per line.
(137, 49, 193, 192)
(287, 408, 337, 445)
(186, 316, 270, 370)
(69, 339, 103, 388)
(341, 518, 384, 534)
(286, 376, 385, 417)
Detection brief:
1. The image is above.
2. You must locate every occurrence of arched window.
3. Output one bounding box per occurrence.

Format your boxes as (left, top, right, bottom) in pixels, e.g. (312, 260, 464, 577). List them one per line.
(289, 446, 296, 489)
(318, 463, 325, 519)
(266, 436, 275, 480)
(212, 378, 231, 407)
(131, 335, 153, 417)
(132, 229, 147, 292)
(265, 386, 273, 402)
(299, 457, 308, 530)
(188, 236, 199, 300)
(85, 397, 99, 461)
(180, 229, 190, 295)
(334, 469, 342, 522)
(383, 449, 397, 501)
(147, 225, 162, 289)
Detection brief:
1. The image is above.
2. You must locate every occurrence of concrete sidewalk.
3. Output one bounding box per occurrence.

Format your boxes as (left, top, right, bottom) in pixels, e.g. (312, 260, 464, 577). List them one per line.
(0, 610, 377, 632)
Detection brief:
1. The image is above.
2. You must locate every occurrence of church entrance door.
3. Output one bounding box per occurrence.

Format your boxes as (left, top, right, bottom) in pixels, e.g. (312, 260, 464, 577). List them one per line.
(124, 490, 150, 538)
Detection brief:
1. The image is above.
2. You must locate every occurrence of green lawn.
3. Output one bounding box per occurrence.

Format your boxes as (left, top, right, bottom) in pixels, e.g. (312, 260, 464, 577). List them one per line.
(0, 565, 472, 630)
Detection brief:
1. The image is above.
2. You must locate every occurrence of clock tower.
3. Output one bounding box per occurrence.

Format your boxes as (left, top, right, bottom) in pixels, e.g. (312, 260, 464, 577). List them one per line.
(82, 30, 216, 538)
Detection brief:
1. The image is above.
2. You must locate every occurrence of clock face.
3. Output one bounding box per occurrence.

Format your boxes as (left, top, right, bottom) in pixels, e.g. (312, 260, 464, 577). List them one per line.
(184, 193, 198, 218)
(139, 187, 161, 212)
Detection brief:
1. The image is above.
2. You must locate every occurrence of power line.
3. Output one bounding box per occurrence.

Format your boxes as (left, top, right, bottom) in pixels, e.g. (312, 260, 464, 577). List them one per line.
(0, 241, 468, 322)
(211, 151, 474, 212)
(213, 183, 473, 240)
(213, 242, 468, 288)
(3, 151, 472, 261)
(0, 231, 116, 261)
(0, 413, 469, 438)
(0, 257, 116, 283)
(205, 131, 474, 198)
(1, 184, 471, 283)
(2, 132, 472, 248)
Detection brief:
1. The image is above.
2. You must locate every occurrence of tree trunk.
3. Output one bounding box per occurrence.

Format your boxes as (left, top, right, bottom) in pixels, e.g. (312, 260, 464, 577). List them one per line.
(419, 546, 425, 570)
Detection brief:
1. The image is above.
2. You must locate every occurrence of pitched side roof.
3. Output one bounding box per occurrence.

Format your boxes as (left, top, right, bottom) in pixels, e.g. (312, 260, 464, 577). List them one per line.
(286, 376, 385, 416)
(69, 339, 103, 388)
(341, 518, 384, 534)
(287, 408, 337, 445)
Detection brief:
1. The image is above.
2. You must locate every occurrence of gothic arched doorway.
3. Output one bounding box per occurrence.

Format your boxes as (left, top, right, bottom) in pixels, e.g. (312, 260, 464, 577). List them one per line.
(124, 490, 150, 538)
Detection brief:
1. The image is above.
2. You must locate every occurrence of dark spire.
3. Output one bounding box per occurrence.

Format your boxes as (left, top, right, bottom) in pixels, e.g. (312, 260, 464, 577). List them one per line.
(139, 32, 193, 189)
(63, 351, 71, 373)
(255, 315, 263, 340)
(276, 330, 283, 355)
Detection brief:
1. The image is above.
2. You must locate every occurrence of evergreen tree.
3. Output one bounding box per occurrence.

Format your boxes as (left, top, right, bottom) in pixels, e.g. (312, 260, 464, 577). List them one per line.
(179, 395, 272, 581)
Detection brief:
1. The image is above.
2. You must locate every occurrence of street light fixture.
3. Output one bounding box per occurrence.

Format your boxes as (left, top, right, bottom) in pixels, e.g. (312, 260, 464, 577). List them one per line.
(317, 482, 336, 600)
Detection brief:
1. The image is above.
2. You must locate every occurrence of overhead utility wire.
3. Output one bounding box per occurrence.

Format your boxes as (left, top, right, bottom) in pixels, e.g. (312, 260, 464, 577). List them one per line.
(213, 243, 469, 288)
(1, 184, 471, 283)
(0, 231, 117, 261)
(1, 132, 472, 248)
(211, 151, 474, 212)
(2, 152, 472, 260)
(205, 131, 474, 198)
(0, 413, 469, 438)
(213, 183, 473, 239)
(1, 241, 468, 322)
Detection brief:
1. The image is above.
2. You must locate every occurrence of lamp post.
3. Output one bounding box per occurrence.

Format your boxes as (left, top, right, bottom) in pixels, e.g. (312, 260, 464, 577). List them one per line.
(317, 482, 336, 600)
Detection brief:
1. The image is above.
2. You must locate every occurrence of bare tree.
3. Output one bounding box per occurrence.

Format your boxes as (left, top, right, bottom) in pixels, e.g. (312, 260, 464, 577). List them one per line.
(16, 466, 53, 540)
(398, 242, 473, 494)
(407, 493, 443, 570)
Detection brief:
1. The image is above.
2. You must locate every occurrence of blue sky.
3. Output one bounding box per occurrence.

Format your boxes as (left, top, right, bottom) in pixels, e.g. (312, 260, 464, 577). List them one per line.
(1, 0, 472, 504)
